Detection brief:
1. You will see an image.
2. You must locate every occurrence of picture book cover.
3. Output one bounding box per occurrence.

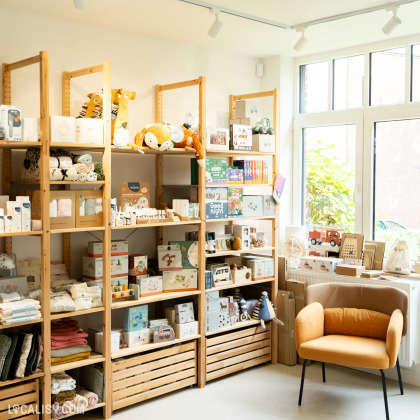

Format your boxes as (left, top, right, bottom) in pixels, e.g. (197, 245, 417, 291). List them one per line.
(227, 187, 243, 218)
(205, 187, 228, 219)
(123, 304, 148, 332)
(168, 241, 199, 269)
(226, 166, 244, 184)
(205, 158, 227, 185)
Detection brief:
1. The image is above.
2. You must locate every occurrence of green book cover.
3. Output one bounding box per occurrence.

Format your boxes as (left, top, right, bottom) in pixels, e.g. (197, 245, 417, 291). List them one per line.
(227, 187, 243, 218)
(205, 158, 226, 185)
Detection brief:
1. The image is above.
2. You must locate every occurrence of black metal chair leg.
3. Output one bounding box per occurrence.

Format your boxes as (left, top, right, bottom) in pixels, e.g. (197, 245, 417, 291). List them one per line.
(380, 369, 390, 420)
(298, 359, 308, 406)
(322, 362, 326, 382)
(396, 357, 404, 395)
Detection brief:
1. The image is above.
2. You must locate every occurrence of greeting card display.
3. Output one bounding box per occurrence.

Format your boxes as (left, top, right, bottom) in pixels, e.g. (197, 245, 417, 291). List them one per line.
(157, 245, 182, 271)
(168, 241, 198, 269)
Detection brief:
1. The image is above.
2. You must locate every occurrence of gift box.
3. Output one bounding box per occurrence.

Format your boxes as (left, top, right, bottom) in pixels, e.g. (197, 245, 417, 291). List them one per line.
(50, 116, 75, 143)
(168, 241, 198, 270)
(174, 321, 198, 339)
(49, 190, 75, 230)
(206, 311, 219, 333)
(129, 254, 148, 276)
(244, 258, 265, 280)
(231, 267, 252, 284)
(157, 244, 182, 271)
(75, 190, 103, 228)
(153, 325, 175, 343)
(162, 269, 198, 292)
(123, 305, 148, 332)
(95, 330, 120, 354)
(88, 240, 128, 257)
(175, 302, 195, 324)
(83, 255, 128, 278)
(230, 124, 252, 151)
(120, 182, 151, 209)
(123, 328, 152, 347)
(75, 118, 103, 144)
(206, 291, 219, 313)
(137, 276, 162, 297)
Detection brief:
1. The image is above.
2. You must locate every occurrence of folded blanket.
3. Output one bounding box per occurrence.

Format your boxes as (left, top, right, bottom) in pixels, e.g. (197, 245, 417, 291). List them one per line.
(73, 163, 94, 174)
(51, 372, 76, 394)
(15, 333, 33, 378)
(1, 314, 41, 325)
(51, 331, 88, 350)
(77, 173, 88, 182)
(51, 320, 79, 334)
(52, 400, 75, 418)
(50, 167, 78, 181)
(52, 389, 76, 404)
(49, 156, 72, 169)
(24, 331, 39, 376)
(0, 303, 41, 315)
(73, 297, 92, 311)
(94, 162, 105, 180)
(87, 172, 98, 182)
(74, 394, 88, 413)
(73, 154, 92, 166)
(0, 298, 39, 311)
(51, 345, 92, 359)
(76, 388, 98, 407)
(50, 291, 77, 314)
(51, 351, 90, 366)
(0, 334, 12, 375)
(0, 309, 40, 321)
(78, 365, 104, 403)
(0, 292, 24, 303)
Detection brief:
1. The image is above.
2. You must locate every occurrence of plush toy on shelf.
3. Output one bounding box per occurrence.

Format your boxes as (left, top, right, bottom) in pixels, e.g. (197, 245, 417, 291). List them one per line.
(171, 124, 204, 167)
(77, 93, 103, 119)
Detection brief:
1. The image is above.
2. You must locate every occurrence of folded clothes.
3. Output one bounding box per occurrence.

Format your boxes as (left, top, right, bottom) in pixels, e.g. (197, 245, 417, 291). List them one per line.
(51, 320, 79, 334)
(51, 372, 76, 394)
(0, 292, 24, 303)
(0, 334, 12, 375)
(72, 298, 92, 311)
(74, 394, 88, 413)
(73, 162, 94, 174)
(1, 334, 18, 381)
(50, 167, 78, 181)
(52, 400, 75, 419)
(94, 162, 105, 180)
(0, 310, 40, 321)
(77, 173, 88, 182)
(49, 156, 73, 169)
(51, 332, 88, 350)
(52, 389, 76, 404)
(51, 344, 92, 359)
(0, 304, 41, 315)
(73, 154, 93, 166)
(0, 298, 40, 311)
(87, 172, 97, 181)
(51, 351, 90, 366)
(7, 334, 24, 380)
(25, 331, 39, 376)
(50, 291, 77, 313)
(1, 314, 41, 325)
(15, 333, 33, 378)
(76, 387, 99, 407)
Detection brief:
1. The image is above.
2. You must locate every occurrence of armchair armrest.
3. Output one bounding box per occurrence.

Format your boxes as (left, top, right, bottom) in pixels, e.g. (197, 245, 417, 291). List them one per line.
(295, 302, 324, 352)
(386, 309, 404, 368)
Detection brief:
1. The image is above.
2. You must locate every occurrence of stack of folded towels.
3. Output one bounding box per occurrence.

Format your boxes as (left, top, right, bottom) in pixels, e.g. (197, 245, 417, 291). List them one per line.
(49, 154, 100, 182)
(51, 372, 99, 418)
(51, 320, 91, 366)
(0, 292, 41, 325)
(0, 331, 41, 380)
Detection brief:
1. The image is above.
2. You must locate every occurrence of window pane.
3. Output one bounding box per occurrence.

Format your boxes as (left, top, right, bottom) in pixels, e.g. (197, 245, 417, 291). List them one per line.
(412, 44, 420, 102)
(374, 119, 420, 258)
(303, 125, 356, 231)
(370, 47, 405, 106)
(333, 55, 364, 110)
(300, 61, 328, 113)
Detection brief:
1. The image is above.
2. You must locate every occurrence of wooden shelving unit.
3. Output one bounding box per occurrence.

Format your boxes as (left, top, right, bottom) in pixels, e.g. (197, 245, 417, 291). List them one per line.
(206, 277, 275, 293)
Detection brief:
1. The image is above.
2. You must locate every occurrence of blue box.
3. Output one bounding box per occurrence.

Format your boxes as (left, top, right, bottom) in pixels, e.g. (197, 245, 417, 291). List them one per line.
(123, 305, 148, 332)
(205, 187, 228, 219)
(205, 270, 213, 289)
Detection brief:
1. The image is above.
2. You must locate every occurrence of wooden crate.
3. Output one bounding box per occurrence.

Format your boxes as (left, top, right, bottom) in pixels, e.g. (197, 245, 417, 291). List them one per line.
(112, 340, 197, 410)
(0, 379, 39, 420)
(206, 324, 271, 381)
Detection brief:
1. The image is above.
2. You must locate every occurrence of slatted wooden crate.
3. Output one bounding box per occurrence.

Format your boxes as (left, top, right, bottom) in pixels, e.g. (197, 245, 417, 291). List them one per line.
(0, 379, 39, 420)
(112, 340, 197, 410)
(206, 324, 271, 381)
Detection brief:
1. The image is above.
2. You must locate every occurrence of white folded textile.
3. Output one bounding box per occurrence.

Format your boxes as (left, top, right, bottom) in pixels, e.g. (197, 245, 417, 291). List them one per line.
(50, 167, 78, 181)
(51, 372, 76, 394)
(49, 156, 73, 169)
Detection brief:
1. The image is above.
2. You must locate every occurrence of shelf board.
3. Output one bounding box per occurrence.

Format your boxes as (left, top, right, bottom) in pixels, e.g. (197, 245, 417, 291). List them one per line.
(50, 142, 105, 150)
(111, 146, 195, 155)
(0, 318, 43, 330)
(50, 352, 105, 373)
(163, 184, 197, 188)
(206, 319, 262, 336)
(206, 184, 273, 188)
(205, 246, 275, 258)
(0, 231, 42, 237)
(111, 220, 201, 230)
(206, 149, 275, 157)
(50, 181, 105, 185)
(205, 216, 275, 223)
(0, 370, 44, 388)
(206, 277, 275, 292)
(0, 141, 41, 149)
(51, 226, 105, 234)
(50, 307, 105, 320)
(111, 290, 201, 310)
(111, 335, 200, 359)
(58, 402, 106, 419)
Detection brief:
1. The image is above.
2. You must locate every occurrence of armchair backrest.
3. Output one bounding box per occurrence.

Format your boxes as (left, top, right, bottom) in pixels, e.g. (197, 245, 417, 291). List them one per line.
(305, 282, 408, 336)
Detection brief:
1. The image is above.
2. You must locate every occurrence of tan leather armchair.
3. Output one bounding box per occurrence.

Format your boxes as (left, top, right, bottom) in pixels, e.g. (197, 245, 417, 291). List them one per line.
(295, 283, 408, 420)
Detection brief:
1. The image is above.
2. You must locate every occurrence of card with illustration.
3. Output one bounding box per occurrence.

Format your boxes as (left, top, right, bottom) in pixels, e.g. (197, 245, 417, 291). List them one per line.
(157, 245, 182, 271)
(168, 241, 198, 269)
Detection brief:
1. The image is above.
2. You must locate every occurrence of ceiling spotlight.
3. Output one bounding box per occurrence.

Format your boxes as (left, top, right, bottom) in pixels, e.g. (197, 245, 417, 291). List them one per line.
(293, 28, 308, 52)
(382, 7, 401, 35)
(208, 8, 223, 39)
(74, 0, 87, 9)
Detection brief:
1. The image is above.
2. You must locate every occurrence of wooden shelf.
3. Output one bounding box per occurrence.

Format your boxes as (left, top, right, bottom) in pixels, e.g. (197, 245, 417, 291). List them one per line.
(163, 184, 197, 187)
(206, 149, 275, 157)
(111, 145, 195, 155)
(50, 226, 105, 234)
(112, 290, 201, 310)
(50, 181, 105, 185)
(205, 216, 275, 223)
(0, 141, 41, 149)
(58, 402, 106, 419)
(0, 370, 44, 388)
(206, 277, 275, 292)
(0, 318, 43, 330)
(206, 184, 273, 188)
(50, 307, 105, 320)
(0, 230, 42, 237)
(206, 319, 262, 336)
(50, 352, 105, 373)
(205, 246, 275, 258)
(50, 142, 105, 150)
(111, 334, 200, 359)
(111, 220, 201, 230)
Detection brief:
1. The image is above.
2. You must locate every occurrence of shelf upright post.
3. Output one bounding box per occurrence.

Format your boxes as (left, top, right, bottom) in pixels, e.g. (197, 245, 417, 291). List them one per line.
(155, 84, 164, 245)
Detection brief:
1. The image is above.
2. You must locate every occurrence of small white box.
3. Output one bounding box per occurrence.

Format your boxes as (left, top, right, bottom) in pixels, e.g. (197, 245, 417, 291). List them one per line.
(245, 258, 265, 280)
(235, 100, 261, 119)
(300, 257, 319, 271)
(252, 134, 275, 153)
(219, 297, 229, 313)
(165, 307, 176, 324)
(174, 321, 198, 339)
(137, 275, 162, 297)
(95, 330, 120, 354)
(206, 311, 219, 332)
(87, 240, 128, 257)
(12, 202, 21, 232)
(50, 116, 75, 143)
(75, 118, 103, 144)
(175, 302, 195, 324)
(83, 255, 128, 278)
(316, 258, 344, 274)
(22, 118, 40, 142)
(17, 198, 31, 232)
(123, 328, 152, 347)
(263, 258, 275, 278)
(5, 215, 13, 233)
(0, 276, 27, 294)
(206, 291, 219, 312)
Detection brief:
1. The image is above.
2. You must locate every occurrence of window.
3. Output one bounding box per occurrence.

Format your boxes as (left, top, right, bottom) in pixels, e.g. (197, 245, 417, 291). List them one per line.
(300, 61, 328, 113)
(370, 47, 405, 106)
(411, 44, 420, 102)
(374, 119, 420, 257)
(333, 55, 364, 110)
(303, 125, 356, 231)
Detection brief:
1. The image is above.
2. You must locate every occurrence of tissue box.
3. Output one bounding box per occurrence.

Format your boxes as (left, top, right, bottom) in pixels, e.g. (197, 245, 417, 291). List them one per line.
(137, 276, 162, 297)
(50, 116, 75, 143)
(88, 240, 128, 257)
(123, 305, 148, 332)
(75, 118, 103, 144)
(252, 134, 275, 153)
(206, 311, 219, 332)
(174, 321, 198, 339)
(206, 291, 219, 312)
(22, 118, 40, 142)
(162, 269, 198, 292)
(0, 276, 27, 294)
(175, 302, 194, 324)
(123, 328, 152, 347)
(95, 330, 120, 354)
(129, 254, 148, 276)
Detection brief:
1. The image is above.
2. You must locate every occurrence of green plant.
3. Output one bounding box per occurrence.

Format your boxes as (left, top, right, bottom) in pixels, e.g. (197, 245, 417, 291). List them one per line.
(305, 142, 355, 230)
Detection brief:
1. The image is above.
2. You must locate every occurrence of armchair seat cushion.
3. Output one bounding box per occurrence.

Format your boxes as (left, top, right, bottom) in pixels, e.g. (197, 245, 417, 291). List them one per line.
(299, 335, 389, 370)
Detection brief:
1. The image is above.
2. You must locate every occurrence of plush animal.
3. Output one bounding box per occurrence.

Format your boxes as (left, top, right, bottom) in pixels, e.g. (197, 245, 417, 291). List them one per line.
(252, 291, 276, 328)
(172, 124, 204, 167)
(77, 93, 103, 119)
(112, 88, 136, 146)
(133, 123, 182, 152)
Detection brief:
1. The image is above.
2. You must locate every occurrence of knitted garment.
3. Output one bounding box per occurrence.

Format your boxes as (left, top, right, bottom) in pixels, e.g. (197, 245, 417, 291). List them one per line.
(51, 320, 79, 334)
(93, 162, 105, 180)
(51, 400, 75, 418)
(51, 330, 88, 350)
(15, 333, 33, 378)
(74, 394, 88, 412)
(52, 389, 76, 404)
(51, 351, 90, 366)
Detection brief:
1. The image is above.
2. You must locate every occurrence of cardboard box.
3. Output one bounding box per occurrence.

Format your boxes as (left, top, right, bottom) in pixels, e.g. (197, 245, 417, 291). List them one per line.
(120, 182, 150, 209)
(252, 134, 275, 153)
(165, 307, 176, 324)
(286, 279, 308, 315)
(123, 328, 152, 347)
(235, 100, 261, 119)
(83, 255, 128, 278)
(243, 195, 263, 217)
(206, 311, 219, 332)
(174, 321, 198, 339)
(205, 158, 227, 185)
(300, 257, 318, 272)
(205, 291, 219, 312)
(75, 118, 103, 144)
(278, 256, 290, 290)
(50, 190, 75, 230)
(175, 302, 195, 323)
(316, 258, 343, 274)
(205, 187, 228, 219)
(88, 240, 128, 257)
(157, 244, 183, 271)
(277, 291, 297, 366)
(336, 264, 365, 277)
(50, 116, 75, 143)
(245, 258, 265, 280)
(230, 124, 252, 151)
(162, 269, 198, 292)
(75, 190, 103, 228)
(137, 276, 162, 297)
(95, 330, 120, 354)
(231, 267, 252, 284)
(129, 254, 148, 276)
(0, 276, 27, 294)
(123, 305, 148, 332)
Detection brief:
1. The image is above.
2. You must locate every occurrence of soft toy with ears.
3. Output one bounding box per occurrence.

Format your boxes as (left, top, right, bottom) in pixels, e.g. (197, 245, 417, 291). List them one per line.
(171, 124, 205, 167)
(133, 123, 176, 152)
(112, 88, 136, 146)
(77, 93, 103, 119)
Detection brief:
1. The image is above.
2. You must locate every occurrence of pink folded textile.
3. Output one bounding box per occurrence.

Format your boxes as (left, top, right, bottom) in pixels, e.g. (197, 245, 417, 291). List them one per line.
(77, 388, 99, 406)
(51, 330, 88, 350)
(51, 401, 75, 418)
(72, 163, 94, 174)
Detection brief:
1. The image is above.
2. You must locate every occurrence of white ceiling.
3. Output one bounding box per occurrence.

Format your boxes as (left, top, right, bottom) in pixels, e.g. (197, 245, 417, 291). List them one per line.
(1, 0, 420, 57)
